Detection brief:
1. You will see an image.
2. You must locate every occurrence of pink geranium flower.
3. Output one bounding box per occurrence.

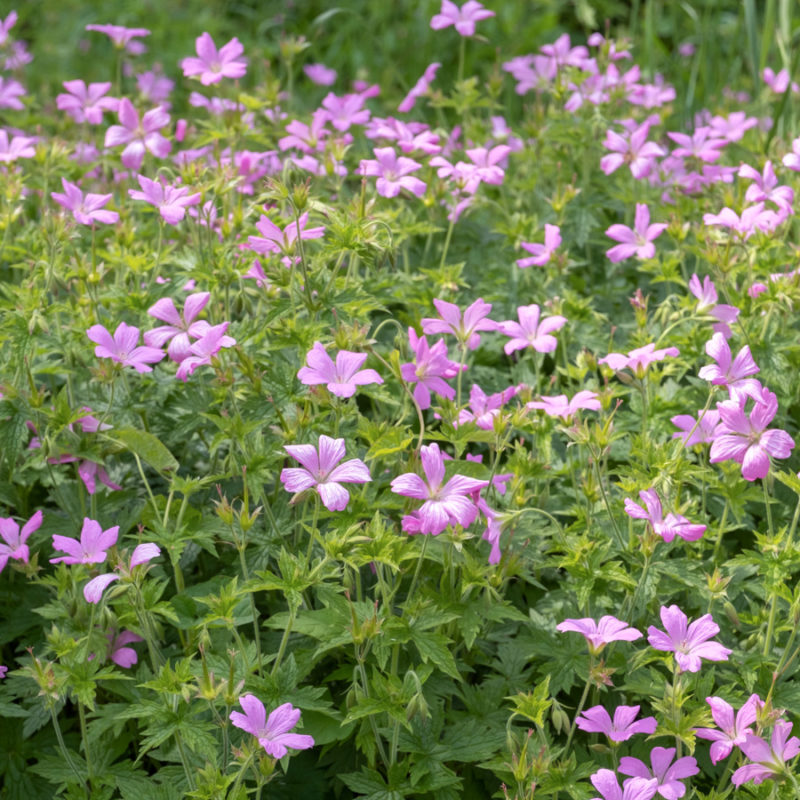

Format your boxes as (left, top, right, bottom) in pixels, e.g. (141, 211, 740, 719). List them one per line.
(670, 408, 720, 447)
(695, 694, 761, 764)
(357, 147, 426, 198)
(599, 343, 679, 378)
(687, 274, 739, 338)
(618, 747, 699, 800)
(175, 322, 236, 381)
(85, 24, 150, 49)
(400, 328, 461, 410)
(398, 62, 441, 113)
(782, 137, 800, 171)
(128, 175, 201, 224)
(527, 390, 601, 421)
(0, 510, 42, 574)
(667, 127, 726, 162)
(246, 211, 325, 259)
(517, 224, 561, 267)
(230, 696, 314, 759)
(576, 704, 658, 742)
(181, 33, 247, 85)
(738, 161, 794, 215)
(600, 120, 665, 179)
(648, 605, 732, 673)
(0, 130, 35, 162)
(589, 769, 658, 800)
(698, 333, 760, 400)
(421, 297, 496, 350)
(556, 615, 642, 654)
(297, 342, 382, 398)
(87, 322, 165, 373)
(732, 721, 800, 786)
(281, 436, 371, 512)
(0, 76, 25, 109)
(303, 63, 337, 86)
(104, 98, 171, 170)
(106, 630, 144, 668)
(321, 92, 370, 131)
(703, 203, 779, 239)
(145, 292, 213, 362)
(51, 179, 119, 226)
(50, 517, 119, 565)
(710, 386, 794, 481)
(457, 384, 517, 429)
(56, 81, 118, 124)
(624, 488, 706, 543)
(430, 0, 495, 37)
(391, 442, 489, 535)
(498, 304, 566, 355)
(606, 203, 667, 262)
(83, 543, 161, 603)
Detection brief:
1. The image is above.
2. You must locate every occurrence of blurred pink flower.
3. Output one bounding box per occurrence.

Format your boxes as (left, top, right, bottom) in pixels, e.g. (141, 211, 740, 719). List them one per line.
(85, 24, 150, 49)
(247, 211, 325, 258)
(357, 147, 426, 198)
(624, 488, 706, 542)
(104, 98, 171, 170)
(421, 297, 496, 350)
(517, 224, 561, 267)
(175, 322, 236, 381)
(51, 179, 119, 226)
(181, 33, 247, 85)
(400, 328, 461, 409)
(304, 63, 337, 86)
(527, 390, 600, 421)
(556, 615, 642, 653)
(56, 80, 118, 124)
(589, 769, 657, 800)
(618, 747, 699, 800)
(297, 342, 382, 398)
(695, 694, 761, 764)
(430, 0, 494, 36)
(671, 408, 720, 447)
(0, 76, 25, 109)
(732, 721, 800, 786)
(606, 203, 667, 262)
(128, 174, 201, 224)
(698, 332, 760, 400)
(399, 62, 441, 113)
(0, 510, 42, 573)
(576, 704, 657, 742)
(145, 292, 212, 362)
(599, 343, 679, 377)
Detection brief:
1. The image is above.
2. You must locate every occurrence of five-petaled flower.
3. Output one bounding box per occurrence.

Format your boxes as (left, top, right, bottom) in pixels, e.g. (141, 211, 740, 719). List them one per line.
(129, 174, 201, 224)
(297, 342, 383, 398)
(731, 721, 800, 786)
(390, 442, 489, 535)
(589, 769, 658, 800)
(430, 0, 495, 37)
(181, 33, 247, 85)
(56, 80, 118, 124)
(618, 747, 699, 800)
(606, 203, 667, 262)
(104, 98, 171, 170)
(527, 390, 601, 421)
(517, 224, 561, 267)
(357, 147, 427, 198)
(498, 304, 566, 355)
(647, 605, 731, 673)
(87, 322, 166, 373)
(695, 694, 762, 764)
(421, 297, 496, 350)
(281, 435, 371, 512)
(0, 511, 42, 574)
(50, 517, 119, 565)
(51, 178, 119, 226)
(599, 343, 679, 378)
(698, 333, 760, 400)
(400, 328, 461, 410)
(145, 292, 213, 363)
(576, 704, 658, 742)
(624, 488, 706, 543)
(230, 696, 314, 758)
(556, 615, 642, 654)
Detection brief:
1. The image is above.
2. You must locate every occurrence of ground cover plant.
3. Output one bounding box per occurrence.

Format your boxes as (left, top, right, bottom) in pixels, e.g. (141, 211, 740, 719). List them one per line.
(1, 1, 800, 798)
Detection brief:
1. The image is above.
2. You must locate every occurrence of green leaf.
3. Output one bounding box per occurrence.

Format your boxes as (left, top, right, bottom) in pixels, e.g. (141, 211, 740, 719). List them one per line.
(413, 631, 461, 681)
(109, 428, 179, 472)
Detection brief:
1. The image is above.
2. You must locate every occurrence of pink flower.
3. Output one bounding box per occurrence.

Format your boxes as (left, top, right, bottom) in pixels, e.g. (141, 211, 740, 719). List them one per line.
(0, 130, 35, 162)
(606, 203, 667, 262)
(762, 67, 799, 94)
(600, 121, 666, 179)
(421, 297, 496, 350)
(230, 696, 314, 758)
(498, 304, 566, 355)
(107, 630, 143, 668)
(695, 694, 761, 764)
(175, 322, 236, 381)
(698, 333, 760, 400)
(128, 175, 201, 224)
(527, 390, 600, 421)
(181, 33, 247, 85)
(400, 328, 461, 410)
(278, 109, 330, 153)
(297, 342, 382, 398)
(647, 605, 732, 673)
(599, 343, 679, 377)
(589, 769, 658, 800)
(709, 111, 758, 143)
(56, 80, 118, 124)
(145, 292, 213, 362)
(0, 665, 7, 679)
(0, 76, 25, 109)
(739, 161, 794, 214)
(137, 70, 174, 105)
(710, 387, 794, 480)
(465, 145, 511, 186)
(391, 442, 489, 535)
(782, 136, 800, 171)
(0, 10, 18, 46)
(87, 322, 165, 373)
(0, 510, 42, 573)
(517, 224, 561, 267)
(85, 24, 150, 49)
(618, 747, 699, 800)
(430, 0, 495, 36)
(399, 63, 441, 113)
(281, 435, 371, 512)
(576, 704, 658, 742)
(667, 127, 726, 162)
(703, 203, 779, 239)
(104, 98, 171, 170)
(670, 408, 720, 447)
(247, 211, 325, 258)
(304, 63, 337, 86)
(50, 517, 119, 565)
(624, 489, 706, 543)
(83, 543, 160, 603)
(732, 721, 800, 786)
(687, 274, 739, 338)
(51, 179, 119, 226)
(357, 147, 426, 198)
(457, 384, 517, 429)
(556, 615, 642, 653)
(321, 92, 370, 131)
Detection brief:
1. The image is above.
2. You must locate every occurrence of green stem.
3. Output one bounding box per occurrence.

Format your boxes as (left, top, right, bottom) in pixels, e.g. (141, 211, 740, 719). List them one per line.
(455, 342, 468, 409)
(50, 706, 86, 788)
(405, 534, 430, 610)
(439, 217, 455, 270)
(591, 452, 625, 551)
(238, 546, 263, 677)
(271, 604, 296, 676)
(457, 35, 466, 83)
(564, 659, 594, 753)
(763, 480, 778, 657)
(175, 729, 196, 791)
(711, 500, 729, 563)
(78, 703, 93, 788)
